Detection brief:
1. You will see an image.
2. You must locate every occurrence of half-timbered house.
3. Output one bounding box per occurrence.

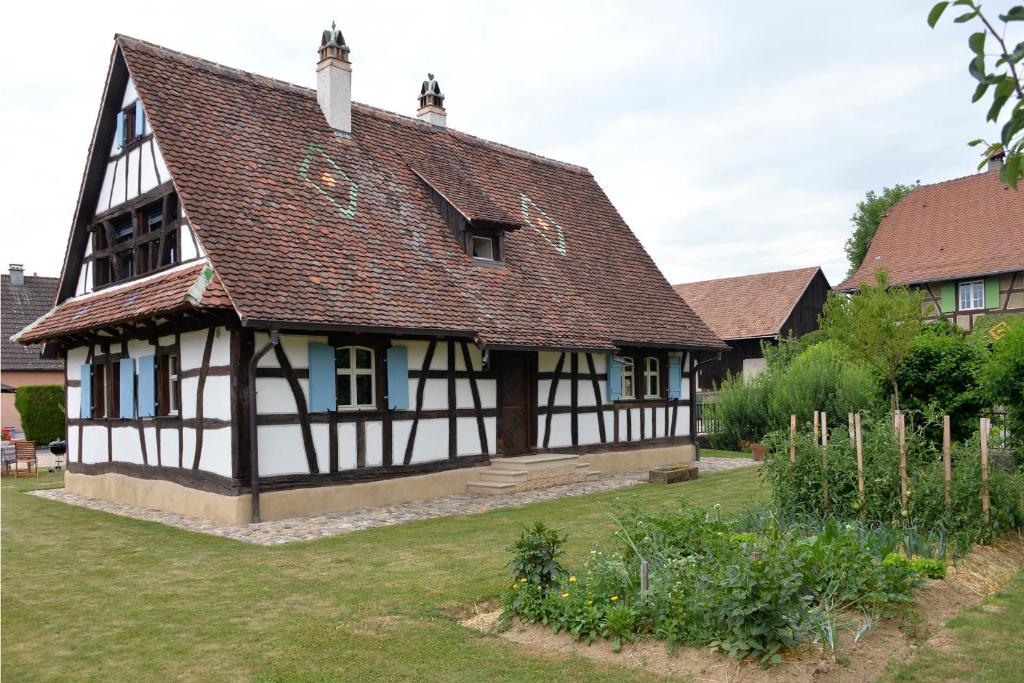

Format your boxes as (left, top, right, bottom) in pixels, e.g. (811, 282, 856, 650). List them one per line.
(15, 26, 725, 523)
(836, 157, 1024, 330)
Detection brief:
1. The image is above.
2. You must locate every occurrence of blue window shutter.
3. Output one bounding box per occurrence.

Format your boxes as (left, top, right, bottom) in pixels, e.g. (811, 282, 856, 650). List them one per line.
(667, 355, 682, 399)
(119, 358, 136, 418)
(80, 363, 93, 418)
(386, 346, 409, 410)
(607, 355, 622, 402)
(135, 100, 146, 137)
(115, 111, 125, 150)
(308, 342, 337, 412)
(137, 355, 157, 417)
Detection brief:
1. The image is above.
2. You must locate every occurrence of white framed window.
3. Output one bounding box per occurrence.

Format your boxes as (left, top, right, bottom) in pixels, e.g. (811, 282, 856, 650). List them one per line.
(958, 280, 985, 311)
(169, 355, 180, 414)
(471, 235, 495, 261)
(621, 357, 635, 399)
(644, 357, 660, 398)
(336, 346, 375, 409)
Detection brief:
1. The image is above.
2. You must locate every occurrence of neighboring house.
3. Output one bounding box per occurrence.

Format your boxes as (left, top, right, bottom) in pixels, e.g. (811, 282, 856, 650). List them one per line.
(673, 267, 831, 391)
(2, 265, 63, 433)
(837, 157, 1024, 330)
(15, 27, 724, 523)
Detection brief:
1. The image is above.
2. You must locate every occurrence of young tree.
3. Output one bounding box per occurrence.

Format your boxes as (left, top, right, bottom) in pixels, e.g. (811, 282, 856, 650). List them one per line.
(820, 270, 924, 410)
(981, 320, 1024, 450)
(844, 184, 917, 276)
(929, 2, 1024, 188)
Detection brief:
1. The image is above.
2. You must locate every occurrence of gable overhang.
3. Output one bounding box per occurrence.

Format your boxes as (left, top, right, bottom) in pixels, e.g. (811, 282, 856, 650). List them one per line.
(834, 265, 1022, 293)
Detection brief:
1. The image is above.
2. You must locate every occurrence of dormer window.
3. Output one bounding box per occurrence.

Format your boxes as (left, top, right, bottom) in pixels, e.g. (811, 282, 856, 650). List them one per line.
(471, 234, 496, 261)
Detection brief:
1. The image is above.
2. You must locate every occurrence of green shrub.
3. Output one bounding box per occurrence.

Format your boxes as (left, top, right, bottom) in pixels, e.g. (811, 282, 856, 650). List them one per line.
(705, 340, 877, 450)
(981, 320, 1024, 453)
(13, 385, 65, 444)
(896, 321, 989, 441)
(505, 522, 566, 590)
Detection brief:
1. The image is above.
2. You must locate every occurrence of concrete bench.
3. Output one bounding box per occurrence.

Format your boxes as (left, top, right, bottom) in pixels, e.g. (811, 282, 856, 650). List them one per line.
(648, 464, 698, 484)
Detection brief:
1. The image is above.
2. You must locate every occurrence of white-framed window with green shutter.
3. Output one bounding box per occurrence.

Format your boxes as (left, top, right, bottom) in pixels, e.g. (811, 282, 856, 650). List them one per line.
(958, 280, 985, 311)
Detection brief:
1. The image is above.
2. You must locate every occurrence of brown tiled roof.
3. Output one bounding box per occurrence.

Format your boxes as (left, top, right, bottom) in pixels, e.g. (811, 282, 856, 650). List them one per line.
(15, 263, 232, 344)
(108, 36, 723, 352)
(837, 170, 1024, 291)
(673, 267, 824, 340)
(2, 274, 63, 371)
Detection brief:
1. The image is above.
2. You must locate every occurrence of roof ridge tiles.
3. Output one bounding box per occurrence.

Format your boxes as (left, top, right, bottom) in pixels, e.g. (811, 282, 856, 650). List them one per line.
(116, 34, 591, 176)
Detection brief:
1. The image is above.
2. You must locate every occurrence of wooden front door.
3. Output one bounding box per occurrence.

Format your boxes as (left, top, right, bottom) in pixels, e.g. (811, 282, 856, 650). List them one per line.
(497, 351, 535, 455)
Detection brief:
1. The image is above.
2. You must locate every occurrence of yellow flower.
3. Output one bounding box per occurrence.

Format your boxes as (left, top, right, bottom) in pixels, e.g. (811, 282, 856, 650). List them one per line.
(520, 578, 528, 583)
(569, 576, 577, 583)
(512, 584, 519, 591)
(610, 596, 619, 602)
(586, 600, 593, 606)
(561, 592, 570, 599)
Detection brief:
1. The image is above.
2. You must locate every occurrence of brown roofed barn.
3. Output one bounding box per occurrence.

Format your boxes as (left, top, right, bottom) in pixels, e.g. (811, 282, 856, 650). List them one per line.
(837, 158, 1024, 332)
(674, 267, 830, 391)
(15, 25, 724, 523)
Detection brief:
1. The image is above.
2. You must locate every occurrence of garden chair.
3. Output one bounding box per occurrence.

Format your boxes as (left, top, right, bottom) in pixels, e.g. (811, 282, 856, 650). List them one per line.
(13, 439, 38, 478)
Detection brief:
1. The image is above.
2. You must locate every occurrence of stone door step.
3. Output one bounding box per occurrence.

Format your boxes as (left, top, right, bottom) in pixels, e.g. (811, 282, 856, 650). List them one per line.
(467, 453, 598, 495)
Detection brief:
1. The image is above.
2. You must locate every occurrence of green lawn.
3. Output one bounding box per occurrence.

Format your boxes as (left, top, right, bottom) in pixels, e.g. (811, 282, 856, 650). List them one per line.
(882, 568, 1024, 682)
(701, 448, 752, 459)
(2, 466, 764, 682)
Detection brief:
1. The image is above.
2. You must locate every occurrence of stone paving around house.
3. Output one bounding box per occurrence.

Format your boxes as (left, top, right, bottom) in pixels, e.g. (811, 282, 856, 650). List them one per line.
(26, 457, 755, 545)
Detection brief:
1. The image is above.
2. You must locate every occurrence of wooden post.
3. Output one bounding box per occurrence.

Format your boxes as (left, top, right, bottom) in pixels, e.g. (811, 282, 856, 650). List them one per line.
(981, 417, 990, 525)
(848, 412, 855, 449)
(821, 411, 829, 515)
(813, 411, 819, 444)
(855, 413, 865, 516)
(640, 560, 649, 593)
(789, 414, 797, 463)
(898, 411, 908, 513)
(943, 415, 952, 511)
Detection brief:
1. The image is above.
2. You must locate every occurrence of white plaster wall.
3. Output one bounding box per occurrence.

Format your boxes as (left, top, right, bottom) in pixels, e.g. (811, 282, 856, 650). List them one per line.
(409, 418, 448, 463)
(82, 426, 107, 464)
(159, 428, 180, 467)
(456, 417, 482, 456)
(67, 425, 80, 462)
(143, 426, 159, 464)
(311, 424, 330, 474)
(364, 421, 383, 467)
(577, 413, 602, 446)
(391, 419, 412, 461)
(421, 379, 448, 411)
(112, 427, 142, 465)
(200, 428, 233, 478)
(258, 425, 307, 476)
(538, 351, 561, 373)
(338, 422, 357, 470)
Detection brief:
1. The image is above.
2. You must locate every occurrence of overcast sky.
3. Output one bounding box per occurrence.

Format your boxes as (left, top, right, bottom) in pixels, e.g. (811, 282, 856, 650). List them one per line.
(0, 1, 1010, 288)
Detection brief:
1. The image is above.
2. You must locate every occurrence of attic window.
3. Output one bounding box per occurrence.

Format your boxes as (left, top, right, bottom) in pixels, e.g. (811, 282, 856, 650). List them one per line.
(471, 235, 496, 261)
(92, 192, 180, 288)
(115, 100, 146, 150)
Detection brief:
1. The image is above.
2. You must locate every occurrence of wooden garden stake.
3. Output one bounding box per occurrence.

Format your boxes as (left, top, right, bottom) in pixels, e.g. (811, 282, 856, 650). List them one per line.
(898, 411, 908, 513)
(821, 411, 829, 515)
(848, 412, 855, 449)
(813, 411, 819, 444)
(790, 414, 797, 463)
(981, 417, 990, 525)
(943, 415, 952, 511)
(855, 413, 865, 516)
(640, 560, 649, 593)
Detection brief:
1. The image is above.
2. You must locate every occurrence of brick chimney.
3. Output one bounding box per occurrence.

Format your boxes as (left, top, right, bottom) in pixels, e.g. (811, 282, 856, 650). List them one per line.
(8, 263, 24, 286)
(317, 21, 352, 135)
(988, 149, 1005, 173)
(417, 73, 446, 128)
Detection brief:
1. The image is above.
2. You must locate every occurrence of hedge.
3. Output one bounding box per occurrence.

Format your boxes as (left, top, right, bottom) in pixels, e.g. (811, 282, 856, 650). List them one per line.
(13, 385, 65, 444)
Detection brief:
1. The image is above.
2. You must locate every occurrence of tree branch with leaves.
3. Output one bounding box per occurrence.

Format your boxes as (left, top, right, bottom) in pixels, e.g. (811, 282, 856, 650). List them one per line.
(929, 1, 1024, 187)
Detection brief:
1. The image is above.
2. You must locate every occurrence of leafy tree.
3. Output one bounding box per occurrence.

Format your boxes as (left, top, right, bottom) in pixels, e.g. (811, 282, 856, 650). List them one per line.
(981, 319, 1024, 451)
(929, 1, 1024, 188)
(844, 184, 916, 276)
(820, 270, 923, 410)
(13, 385, 65, 444)
(896, 320, 989, 441)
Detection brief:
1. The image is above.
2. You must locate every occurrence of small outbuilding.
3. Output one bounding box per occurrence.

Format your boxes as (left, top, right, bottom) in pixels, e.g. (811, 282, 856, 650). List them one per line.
(673, 266, 830, 391)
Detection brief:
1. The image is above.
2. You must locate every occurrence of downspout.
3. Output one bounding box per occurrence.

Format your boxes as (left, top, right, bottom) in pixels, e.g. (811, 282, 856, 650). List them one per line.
(248, 330, 279, 523)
